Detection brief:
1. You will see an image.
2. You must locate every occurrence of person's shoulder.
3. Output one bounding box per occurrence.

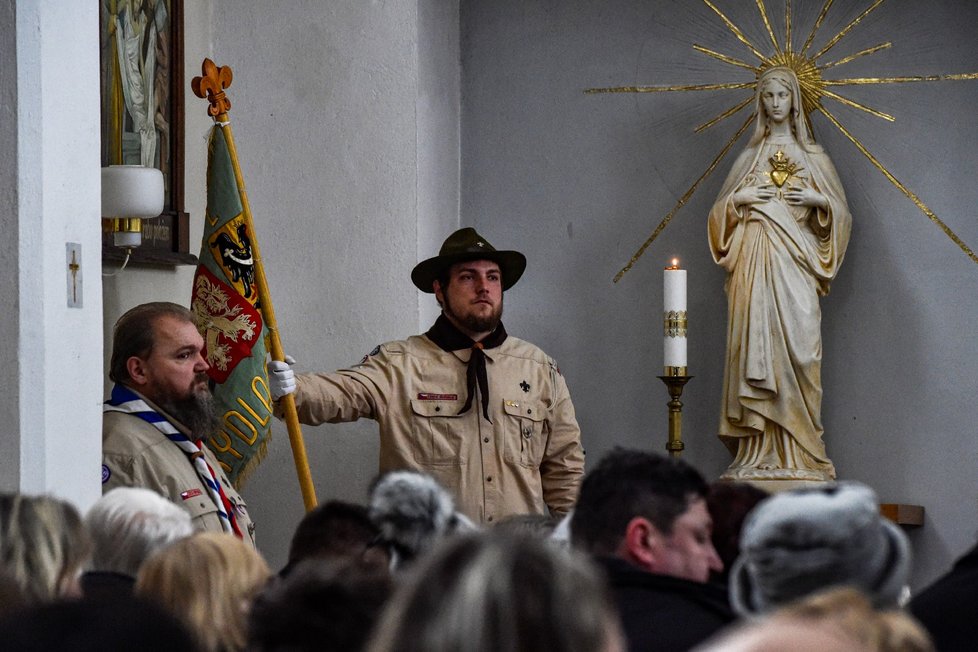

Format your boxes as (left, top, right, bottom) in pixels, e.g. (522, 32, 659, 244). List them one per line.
(607, 567, 733, 618)
(103, 411, 170, 455)
(103, 410, 162, 443)
(347, 335, 447, 369)
(392, 333, 427, 352)
(399, 333, 451, 356)
(911, 541, 978, 613)
(349, 337, 411, 364)
(497, 337, 570, 380)
(387, 334, 434, 353)
(499, 335, 554, 362)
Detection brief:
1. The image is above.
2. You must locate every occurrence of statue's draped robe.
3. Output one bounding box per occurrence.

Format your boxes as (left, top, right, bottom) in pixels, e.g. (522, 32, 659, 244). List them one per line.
(708, 138, 851, 477)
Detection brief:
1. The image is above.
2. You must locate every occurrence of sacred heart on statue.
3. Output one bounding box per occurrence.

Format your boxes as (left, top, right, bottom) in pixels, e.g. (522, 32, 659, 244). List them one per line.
(768, 150, 800, 188)
(770, 169, 790, 187)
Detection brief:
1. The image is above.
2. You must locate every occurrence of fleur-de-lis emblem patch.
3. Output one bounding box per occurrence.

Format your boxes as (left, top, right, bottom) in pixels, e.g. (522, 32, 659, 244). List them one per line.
(520, 380, 530, 393)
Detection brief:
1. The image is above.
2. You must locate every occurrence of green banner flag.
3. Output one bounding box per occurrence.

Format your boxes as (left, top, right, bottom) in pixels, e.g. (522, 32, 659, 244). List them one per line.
(190, 125, 272, 487)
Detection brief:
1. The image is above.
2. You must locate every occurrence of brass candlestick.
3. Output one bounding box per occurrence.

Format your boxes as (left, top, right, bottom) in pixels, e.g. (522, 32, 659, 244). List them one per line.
(658, 367, 692, 457)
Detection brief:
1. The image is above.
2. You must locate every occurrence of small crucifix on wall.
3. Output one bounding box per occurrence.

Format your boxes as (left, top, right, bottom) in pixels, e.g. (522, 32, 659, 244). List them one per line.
(66, 243, 82, 308)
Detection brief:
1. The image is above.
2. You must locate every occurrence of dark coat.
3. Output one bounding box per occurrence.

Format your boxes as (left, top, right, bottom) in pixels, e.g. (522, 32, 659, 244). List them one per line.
(80, 571, 135, 603)
(596, 556, 736, 652)
(910, 542, 978, 652)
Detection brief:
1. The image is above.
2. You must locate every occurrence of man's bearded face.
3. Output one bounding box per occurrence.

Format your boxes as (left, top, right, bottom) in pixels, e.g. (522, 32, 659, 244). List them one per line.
(435, 260, 504, 338)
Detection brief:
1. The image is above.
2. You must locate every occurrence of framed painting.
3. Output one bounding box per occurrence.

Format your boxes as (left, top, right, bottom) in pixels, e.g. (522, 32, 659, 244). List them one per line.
(100, 0, 196, 266)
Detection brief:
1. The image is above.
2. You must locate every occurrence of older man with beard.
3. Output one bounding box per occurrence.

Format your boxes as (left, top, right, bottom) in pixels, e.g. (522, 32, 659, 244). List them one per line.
(102, 302, 255, 545)
(268, 228, 584, 524)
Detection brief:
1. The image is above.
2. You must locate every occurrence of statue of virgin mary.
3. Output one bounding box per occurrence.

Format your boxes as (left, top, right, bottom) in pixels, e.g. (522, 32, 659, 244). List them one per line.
(708, 66, 851, 482)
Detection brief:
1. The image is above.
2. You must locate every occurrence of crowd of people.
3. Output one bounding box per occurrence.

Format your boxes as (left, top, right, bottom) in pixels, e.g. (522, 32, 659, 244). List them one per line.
(0, 451, 972, 651)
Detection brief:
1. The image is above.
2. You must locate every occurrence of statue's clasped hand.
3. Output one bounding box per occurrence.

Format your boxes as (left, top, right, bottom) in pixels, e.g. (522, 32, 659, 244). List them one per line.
(733, 185, 776, 207)
(783, 186, 828, 209)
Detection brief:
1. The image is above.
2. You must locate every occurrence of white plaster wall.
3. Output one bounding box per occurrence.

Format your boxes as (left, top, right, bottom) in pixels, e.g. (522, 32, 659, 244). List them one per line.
(460, 0, 978, 589)
(10, 1, 103, 510)
(418, 0, 462, 326)
(0, 0, 20, 489)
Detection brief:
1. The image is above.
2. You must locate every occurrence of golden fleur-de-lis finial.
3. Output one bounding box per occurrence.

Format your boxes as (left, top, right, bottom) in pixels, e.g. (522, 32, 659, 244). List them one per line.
(192, 58, 233, 117)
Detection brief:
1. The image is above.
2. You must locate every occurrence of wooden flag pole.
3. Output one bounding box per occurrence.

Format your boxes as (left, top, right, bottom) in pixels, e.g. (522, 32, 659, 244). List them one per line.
(192, 59, 318, 512)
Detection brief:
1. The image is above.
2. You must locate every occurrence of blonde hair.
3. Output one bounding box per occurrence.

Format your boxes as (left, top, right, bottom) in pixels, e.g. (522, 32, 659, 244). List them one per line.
(0, 493, 91, 604)
(777, 587, 933, 652)
(136, 532, 270, 652)
(695, 588, 932, 652)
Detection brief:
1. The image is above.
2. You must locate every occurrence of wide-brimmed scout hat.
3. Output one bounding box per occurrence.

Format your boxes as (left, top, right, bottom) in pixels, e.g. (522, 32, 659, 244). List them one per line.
(728, 482, 911, 616)
(411, 227, 527, 293)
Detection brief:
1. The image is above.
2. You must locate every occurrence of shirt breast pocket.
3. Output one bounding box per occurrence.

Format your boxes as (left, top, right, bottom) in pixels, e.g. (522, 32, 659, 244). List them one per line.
(410, 398, 465, 466)
(182, 493, 220, 524)
(502, 398, 547, 468)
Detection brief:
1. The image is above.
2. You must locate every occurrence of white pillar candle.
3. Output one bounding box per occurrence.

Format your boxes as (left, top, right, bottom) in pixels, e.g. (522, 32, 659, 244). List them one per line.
(663, 259, 687, 372)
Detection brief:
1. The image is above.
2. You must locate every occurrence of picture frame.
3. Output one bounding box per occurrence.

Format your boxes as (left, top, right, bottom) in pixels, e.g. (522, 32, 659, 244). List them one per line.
(100, 0, 196, 266)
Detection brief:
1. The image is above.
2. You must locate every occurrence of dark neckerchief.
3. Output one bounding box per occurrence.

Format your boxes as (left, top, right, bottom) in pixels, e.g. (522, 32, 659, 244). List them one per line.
(425, 314, 508, 422)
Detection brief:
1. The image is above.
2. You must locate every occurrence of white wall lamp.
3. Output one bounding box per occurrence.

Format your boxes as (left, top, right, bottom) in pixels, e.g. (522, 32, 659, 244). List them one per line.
(101, 164, 164, 272)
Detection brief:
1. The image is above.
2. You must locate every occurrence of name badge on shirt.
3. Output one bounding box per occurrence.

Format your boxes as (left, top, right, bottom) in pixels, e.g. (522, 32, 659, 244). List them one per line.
(417, 392, 458, 401)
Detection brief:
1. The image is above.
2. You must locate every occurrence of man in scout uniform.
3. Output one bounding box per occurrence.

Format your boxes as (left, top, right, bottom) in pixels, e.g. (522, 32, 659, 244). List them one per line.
(102, 302, 255, 545)
(268, 227, 585, 524)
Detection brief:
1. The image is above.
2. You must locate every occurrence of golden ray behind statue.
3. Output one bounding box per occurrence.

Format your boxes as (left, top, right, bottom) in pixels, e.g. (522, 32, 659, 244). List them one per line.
(588, 0, 978, 283)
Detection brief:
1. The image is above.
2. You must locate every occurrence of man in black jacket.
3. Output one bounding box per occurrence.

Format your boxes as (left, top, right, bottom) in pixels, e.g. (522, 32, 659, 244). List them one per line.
(571, 448, 733, 652)
(911, 540, 978, 652)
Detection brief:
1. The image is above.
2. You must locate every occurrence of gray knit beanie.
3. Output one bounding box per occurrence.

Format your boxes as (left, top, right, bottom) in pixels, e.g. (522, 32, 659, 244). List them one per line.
(729, 482, 910, 616)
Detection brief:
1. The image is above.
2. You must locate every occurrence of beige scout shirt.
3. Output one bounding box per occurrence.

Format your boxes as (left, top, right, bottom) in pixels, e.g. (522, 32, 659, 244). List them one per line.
(103, 403, 256, 547)
(290, 333, 585, 524)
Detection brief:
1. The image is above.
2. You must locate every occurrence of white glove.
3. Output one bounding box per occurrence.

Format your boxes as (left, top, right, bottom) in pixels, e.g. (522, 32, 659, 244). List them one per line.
(267, 355, 296, 400)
